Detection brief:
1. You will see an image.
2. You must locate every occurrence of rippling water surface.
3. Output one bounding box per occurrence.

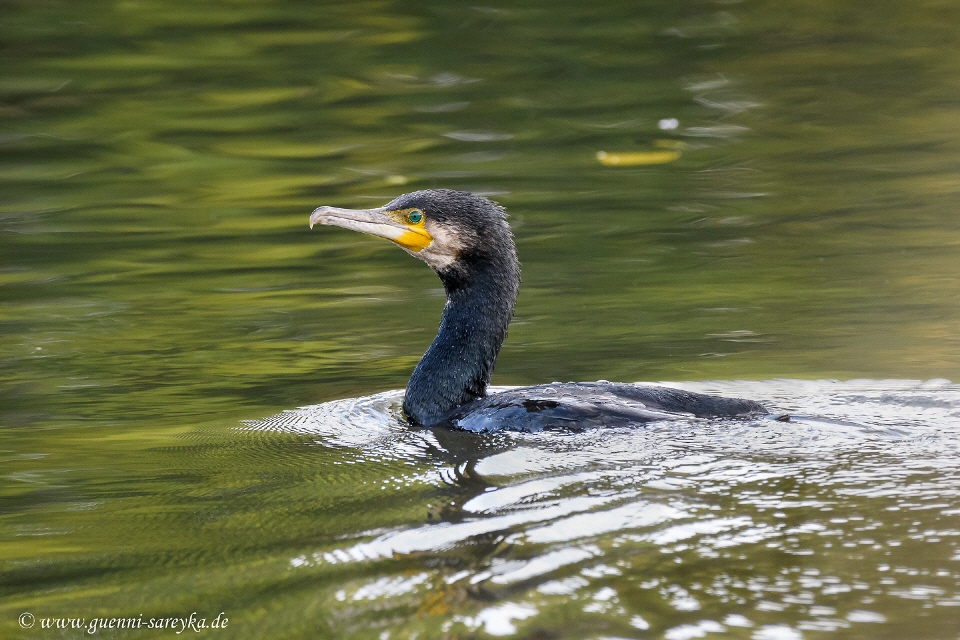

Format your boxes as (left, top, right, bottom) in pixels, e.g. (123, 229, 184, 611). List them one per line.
(4, 0, 960, 638)
(246, 380, 960, 638)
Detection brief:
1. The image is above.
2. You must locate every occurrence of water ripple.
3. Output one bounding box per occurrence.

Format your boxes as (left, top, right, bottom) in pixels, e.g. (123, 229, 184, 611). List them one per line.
(258, 379, 960, 637)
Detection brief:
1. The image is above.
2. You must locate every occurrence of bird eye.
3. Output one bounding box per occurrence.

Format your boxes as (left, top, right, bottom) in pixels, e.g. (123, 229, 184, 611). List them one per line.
(407, 210, 423, 224)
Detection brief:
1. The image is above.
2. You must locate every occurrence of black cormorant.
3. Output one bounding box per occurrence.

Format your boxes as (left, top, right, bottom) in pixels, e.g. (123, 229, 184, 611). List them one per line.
(310, 189, 766, 432)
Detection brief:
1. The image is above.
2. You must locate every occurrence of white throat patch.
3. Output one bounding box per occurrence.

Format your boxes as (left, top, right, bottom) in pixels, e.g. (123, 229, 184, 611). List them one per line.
(412, 222, 464, 271)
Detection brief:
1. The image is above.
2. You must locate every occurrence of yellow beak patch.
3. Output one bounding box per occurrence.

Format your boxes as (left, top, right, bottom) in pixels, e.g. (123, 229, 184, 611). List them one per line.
(385, 209, 433, 252)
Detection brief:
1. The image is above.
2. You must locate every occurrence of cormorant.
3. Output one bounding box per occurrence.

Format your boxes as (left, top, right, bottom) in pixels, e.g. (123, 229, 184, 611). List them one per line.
(310, 189, 766, 432)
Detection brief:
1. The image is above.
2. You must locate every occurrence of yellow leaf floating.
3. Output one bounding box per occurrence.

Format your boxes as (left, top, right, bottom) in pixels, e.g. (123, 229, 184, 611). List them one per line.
(596, 150, 681, 166)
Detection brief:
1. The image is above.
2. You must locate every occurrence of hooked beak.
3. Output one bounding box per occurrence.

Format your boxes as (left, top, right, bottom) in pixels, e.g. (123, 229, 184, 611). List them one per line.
(309, 205, 433, 252)
(310, 205, 401, 237)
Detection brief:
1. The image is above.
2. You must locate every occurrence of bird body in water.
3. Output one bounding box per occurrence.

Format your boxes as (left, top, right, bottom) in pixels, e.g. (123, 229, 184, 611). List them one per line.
(310, 189, 766, 432)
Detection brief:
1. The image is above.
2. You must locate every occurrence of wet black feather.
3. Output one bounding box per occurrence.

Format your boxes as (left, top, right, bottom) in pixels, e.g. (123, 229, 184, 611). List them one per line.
(379, 189, 765, 430)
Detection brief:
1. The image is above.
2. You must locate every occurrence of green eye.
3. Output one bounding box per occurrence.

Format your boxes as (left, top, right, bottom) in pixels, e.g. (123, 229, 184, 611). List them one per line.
(407, 210, 423, 224)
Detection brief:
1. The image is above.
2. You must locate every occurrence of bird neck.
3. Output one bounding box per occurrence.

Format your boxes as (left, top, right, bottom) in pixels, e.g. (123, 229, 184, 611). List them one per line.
(402, 255, 518, 426)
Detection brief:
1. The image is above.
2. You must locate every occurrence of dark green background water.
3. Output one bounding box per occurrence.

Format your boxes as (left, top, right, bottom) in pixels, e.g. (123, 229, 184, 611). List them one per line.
(4, 1, 960, 638)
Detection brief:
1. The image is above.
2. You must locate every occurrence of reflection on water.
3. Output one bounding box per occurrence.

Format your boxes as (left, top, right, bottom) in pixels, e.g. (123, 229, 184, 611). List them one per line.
(240, 380, 960, 638)
(4, 0, 960, 637)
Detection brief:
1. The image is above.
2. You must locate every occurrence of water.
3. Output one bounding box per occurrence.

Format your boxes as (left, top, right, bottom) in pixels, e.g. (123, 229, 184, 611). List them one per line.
(250, 379, 960, 638)
(3, 0, 960, 638)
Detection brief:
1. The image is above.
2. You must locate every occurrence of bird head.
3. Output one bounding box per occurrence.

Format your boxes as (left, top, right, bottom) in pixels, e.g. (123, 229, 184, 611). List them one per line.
(309, 189, 515, 277)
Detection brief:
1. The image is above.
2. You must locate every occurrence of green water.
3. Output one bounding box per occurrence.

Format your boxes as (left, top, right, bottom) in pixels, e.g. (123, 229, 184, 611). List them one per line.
(4, 1, 960, 638)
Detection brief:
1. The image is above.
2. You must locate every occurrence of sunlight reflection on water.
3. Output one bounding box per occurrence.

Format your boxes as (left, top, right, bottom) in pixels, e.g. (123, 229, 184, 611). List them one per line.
(247, 379, 960, 637)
